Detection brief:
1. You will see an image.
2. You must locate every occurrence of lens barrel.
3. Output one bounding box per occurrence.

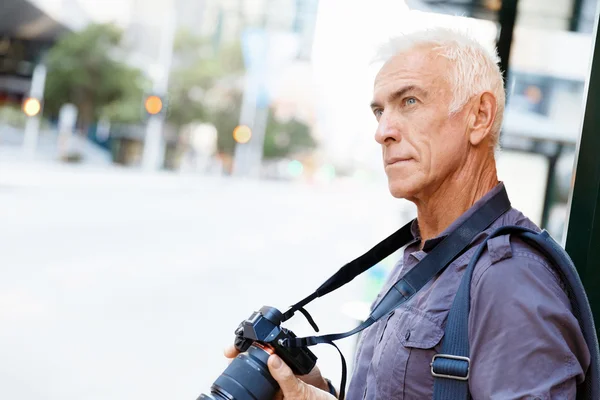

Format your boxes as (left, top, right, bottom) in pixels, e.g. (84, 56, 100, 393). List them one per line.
(197, 345, 279, 400)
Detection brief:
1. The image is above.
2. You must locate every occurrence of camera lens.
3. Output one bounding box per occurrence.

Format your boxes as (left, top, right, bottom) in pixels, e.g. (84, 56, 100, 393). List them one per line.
(197, 344, 279, 400)
(197, 389, 231, 400)
(197, 394, 222, 400)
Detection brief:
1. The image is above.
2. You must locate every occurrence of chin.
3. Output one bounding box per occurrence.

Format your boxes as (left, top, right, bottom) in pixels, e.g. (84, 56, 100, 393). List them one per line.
(387, 179, 420, 199)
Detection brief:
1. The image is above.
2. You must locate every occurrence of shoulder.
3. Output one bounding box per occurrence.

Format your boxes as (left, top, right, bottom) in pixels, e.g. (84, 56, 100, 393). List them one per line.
(465, 227, 588, 398)
(469, 225, 570, 312)
(493, 207, 541, 233)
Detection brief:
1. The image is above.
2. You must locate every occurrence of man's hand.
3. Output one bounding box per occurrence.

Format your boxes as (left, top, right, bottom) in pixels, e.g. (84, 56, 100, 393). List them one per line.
(268, 354, 336, 400)
(224, 346, 334, 399)
(223, 344, 240, 360)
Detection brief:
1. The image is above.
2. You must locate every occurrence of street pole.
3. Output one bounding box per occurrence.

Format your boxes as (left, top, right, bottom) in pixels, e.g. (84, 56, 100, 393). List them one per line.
(565, 6, 600, 337)
(22, 64, 46, 159)
(232, 28, 299, 178)
(233, 2, 274, 179)
(497, 0, 518, 86)
(142, 7, 175, 171)
(232, 102, 269, 178)
(232, 28, 266, 178)
(232, 43, 269, 178)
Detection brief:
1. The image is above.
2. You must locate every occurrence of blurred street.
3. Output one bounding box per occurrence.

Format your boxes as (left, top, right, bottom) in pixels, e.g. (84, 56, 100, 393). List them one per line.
(0, 159, 409, 400)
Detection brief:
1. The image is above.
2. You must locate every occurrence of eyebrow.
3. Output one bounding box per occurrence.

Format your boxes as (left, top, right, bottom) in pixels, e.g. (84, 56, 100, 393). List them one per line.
(370, 85, 427, 109)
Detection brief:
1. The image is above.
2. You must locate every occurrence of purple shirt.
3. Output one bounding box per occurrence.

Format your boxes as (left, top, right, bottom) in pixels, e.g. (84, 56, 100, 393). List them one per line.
(347, 183, 590, 399)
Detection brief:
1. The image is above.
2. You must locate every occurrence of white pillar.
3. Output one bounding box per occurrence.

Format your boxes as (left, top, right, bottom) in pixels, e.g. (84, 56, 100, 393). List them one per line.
(22, 64, 47, 158)
(142, 7, 176, 171)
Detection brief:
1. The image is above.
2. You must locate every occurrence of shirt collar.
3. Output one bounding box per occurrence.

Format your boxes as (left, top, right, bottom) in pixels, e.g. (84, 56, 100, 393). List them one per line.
(409, 182, 505, 253)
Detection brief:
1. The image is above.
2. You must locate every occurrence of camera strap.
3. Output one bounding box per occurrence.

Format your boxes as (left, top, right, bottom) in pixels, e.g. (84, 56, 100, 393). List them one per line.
(280, 186, 510, 399)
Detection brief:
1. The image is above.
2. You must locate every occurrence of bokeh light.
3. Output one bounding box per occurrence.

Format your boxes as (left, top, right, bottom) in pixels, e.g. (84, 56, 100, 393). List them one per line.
(22, 97, 41, 117)
(233, 125, 252, 144)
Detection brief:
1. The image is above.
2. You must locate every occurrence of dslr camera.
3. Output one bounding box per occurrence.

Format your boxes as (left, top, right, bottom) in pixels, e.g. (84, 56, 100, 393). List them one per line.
(197, 306, 317, 400)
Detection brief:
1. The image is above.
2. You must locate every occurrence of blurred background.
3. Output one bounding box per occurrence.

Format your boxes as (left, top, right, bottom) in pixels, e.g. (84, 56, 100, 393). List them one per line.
(0, 0, 597, 399)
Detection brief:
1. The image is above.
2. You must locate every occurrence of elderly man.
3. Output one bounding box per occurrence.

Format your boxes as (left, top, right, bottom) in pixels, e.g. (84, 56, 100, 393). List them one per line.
(226, 27, 590, 399)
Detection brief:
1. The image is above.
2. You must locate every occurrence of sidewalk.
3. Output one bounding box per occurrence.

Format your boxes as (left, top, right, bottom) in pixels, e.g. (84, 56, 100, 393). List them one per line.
(0, 123, 112, 166)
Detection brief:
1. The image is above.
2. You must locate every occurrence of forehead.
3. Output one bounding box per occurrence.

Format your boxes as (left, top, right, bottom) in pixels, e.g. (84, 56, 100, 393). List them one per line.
(374, 46, 450, 95)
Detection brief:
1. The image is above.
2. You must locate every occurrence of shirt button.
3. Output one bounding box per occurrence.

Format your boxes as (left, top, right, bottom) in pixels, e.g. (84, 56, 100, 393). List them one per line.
(405, 330, 411, 341)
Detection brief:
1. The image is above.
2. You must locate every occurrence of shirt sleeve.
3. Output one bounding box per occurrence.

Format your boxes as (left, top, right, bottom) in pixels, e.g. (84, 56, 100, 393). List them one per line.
(468, 246, 590, 400)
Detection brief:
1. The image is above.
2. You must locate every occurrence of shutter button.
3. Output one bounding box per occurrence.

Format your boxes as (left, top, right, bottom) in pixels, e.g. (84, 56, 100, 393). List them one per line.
(405, 330, 411, 341)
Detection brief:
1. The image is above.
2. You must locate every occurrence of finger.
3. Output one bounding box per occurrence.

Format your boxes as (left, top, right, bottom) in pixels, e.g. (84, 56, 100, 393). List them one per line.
(268, 355, 305, 398)
(223, 345, 239, 359)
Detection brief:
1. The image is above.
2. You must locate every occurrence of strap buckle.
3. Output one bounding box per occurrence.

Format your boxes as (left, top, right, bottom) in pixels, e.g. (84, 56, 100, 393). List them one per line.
(430, 354, 470, 381)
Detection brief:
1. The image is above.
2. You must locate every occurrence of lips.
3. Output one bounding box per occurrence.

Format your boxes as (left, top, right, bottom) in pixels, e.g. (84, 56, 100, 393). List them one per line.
(385, 156, 413, 166)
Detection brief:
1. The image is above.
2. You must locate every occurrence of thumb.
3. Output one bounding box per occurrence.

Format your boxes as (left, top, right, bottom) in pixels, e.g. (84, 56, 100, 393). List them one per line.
(268, 356, 334, 400)
(268, 355, 306, 399)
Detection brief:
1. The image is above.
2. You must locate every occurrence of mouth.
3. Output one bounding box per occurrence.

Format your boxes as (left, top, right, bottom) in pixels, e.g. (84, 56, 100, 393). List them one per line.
(385, 158, 413, 167)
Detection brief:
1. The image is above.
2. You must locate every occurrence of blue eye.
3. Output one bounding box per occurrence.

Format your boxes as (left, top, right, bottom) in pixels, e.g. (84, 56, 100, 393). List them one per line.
(374, 109, 383, 118)
(405, 97, 417, 105)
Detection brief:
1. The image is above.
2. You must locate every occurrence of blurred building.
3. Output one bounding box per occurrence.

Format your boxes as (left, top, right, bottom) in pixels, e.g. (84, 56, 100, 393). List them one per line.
(0, 0, 73, 106)
(407, 0, 596, 32)
(174, 0, 208, 36)
(45, 0, 91, 30)
(197, 0, 318, 58)
(120, 0, 319, 89)
(123, 0, 171, 71)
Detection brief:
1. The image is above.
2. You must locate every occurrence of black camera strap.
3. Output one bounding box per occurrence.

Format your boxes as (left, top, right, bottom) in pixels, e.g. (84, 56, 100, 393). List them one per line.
(281, 222, 415, 323)
(280, 186, 511, 400)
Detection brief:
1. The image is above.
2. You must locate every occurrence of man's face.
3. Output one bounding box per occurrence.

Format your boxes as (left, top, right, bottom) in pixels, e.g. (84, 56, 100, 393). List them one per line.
(371, 46, 470, 200)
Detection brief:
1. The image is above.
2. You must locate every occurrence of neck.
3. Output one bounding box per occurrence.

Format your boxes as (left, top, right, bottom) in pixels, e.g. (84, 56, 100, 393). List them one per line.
(413, 155, 499, 246)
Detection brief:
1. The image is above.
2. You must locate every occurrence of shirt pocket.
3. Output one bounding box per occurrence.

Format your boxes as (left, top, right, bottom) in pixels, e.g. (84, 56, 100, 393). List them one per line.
(398, 307, 445, 399)
(367, 307, 444, 399)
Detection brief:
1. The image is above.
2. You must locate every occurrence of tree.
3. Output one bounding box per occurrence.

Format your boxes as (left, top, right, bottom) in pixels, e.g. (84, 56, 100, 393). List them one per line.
(212, 92, 242, 156)
(167, 29, 317, 162)
(167, 29, 244, 133)
(44, 23, 147, 132)
(263, 112, 316, 159)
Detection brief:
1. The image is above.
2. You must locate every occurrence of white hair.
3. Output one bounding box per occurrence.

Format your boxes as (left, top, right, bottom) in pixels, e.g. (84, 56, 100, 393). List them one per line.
(375, 27, 505, 147)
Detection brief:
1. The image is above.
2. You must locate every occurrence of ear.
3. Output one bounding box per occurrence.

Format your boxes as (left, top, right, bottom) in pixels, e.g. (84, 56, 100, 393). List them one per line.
(468, 92, 497, 146)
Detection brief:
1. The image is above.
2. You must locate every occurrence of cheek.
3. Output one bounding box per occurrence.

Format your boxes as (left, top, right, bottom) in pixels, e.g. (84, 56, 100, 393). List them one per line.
(409, 136, 431, 172)
(429, 133, 466, 174)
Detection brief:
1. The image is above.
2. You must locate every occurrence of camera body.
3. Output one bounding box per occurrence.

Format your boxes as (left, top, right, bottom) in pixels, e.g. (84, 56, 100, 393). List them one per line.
(234, 306, 317, 376)
(198, 306, 317, 400)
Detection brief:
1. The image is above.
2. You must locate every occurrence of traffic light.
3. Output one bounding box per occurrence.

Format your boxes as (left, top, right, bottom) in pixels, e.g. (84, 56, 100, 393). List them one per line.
(22, 97, 41, 117)
(233, 125, 252, 144)
(143, 94, 169, 118)
(144, 95, 164, 115)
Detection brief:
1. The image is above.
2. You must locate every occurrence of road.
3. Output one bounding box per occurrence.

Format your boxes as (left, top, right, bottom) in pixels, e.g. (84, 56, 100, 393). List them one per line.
(0, 160, 411, 400)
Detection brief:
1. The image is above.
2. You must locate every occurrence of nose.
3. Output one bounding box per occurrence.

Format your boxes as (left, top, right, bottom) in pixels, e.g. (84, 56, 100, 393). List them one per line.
(374, 112, 402, 145)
